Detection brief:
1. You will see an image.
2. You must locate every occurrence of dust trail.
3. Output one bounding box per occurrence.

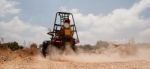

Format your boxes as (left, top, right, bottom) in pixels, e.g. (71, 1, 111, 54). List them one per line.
(46, 45, 150, 63)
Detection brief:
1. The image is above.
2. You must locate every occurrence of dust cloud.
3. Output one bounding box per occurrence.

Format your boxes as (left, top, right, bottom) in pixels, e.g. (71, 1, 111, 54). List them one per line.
(1, 42, 150, 69)
(46, 43, 150, 63)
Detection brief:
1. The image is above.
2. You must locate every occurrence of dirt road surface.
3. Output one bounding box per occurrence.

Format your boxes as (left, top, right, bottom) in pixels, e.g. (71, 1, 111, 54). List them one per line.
(0, 45, 150, 69)
(0, 53, 150, 69)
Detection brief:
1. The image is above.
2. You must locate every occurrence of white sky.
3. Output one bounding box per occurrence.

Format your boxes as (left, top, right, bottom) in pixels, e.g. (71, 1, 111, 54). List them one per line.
(0, 0, 150, 45)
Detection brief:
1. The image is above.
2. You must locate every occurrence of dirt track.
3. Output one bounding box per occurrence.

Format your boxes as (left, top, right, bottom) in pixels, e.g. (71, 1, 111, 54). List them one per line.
(0, 55, 150, 69)
(0, 45, 150, 69)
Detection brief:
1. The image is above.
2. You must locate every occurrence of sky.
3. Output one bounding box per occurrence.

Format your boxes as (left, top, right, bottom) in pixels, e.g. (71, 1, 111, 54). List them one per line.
(0, 0, 150, 45)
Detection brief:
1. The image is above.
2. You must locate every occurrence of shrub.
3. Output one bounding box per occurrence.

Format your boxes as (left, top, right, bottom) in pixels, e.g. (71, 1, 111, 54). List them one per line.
(30, 43, 37, 49)
(95, 40, 109, 48)
(8, 42, 20, 51)
(0, 41, 23, 51)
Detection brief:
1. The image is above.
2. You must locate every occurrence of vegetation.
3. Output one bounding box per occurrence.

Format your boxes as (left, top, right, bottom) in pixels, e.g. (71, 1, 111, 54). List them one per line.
(30, 43, 37, 49)
(77, 40, 109, 53)
(0, 41, 23, 51)
(95, 40, 109, 48)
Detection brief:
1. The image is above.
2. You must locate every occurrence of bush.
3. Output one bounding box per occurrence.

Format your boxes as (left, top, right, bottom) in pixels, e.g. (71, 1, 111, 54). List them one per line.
(0, 41, 23, 51)
(95, 40, 109, 48)
(30, 43, 37, 49)
(8, 42, 20, 51)
(78, 44, 94, 51)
